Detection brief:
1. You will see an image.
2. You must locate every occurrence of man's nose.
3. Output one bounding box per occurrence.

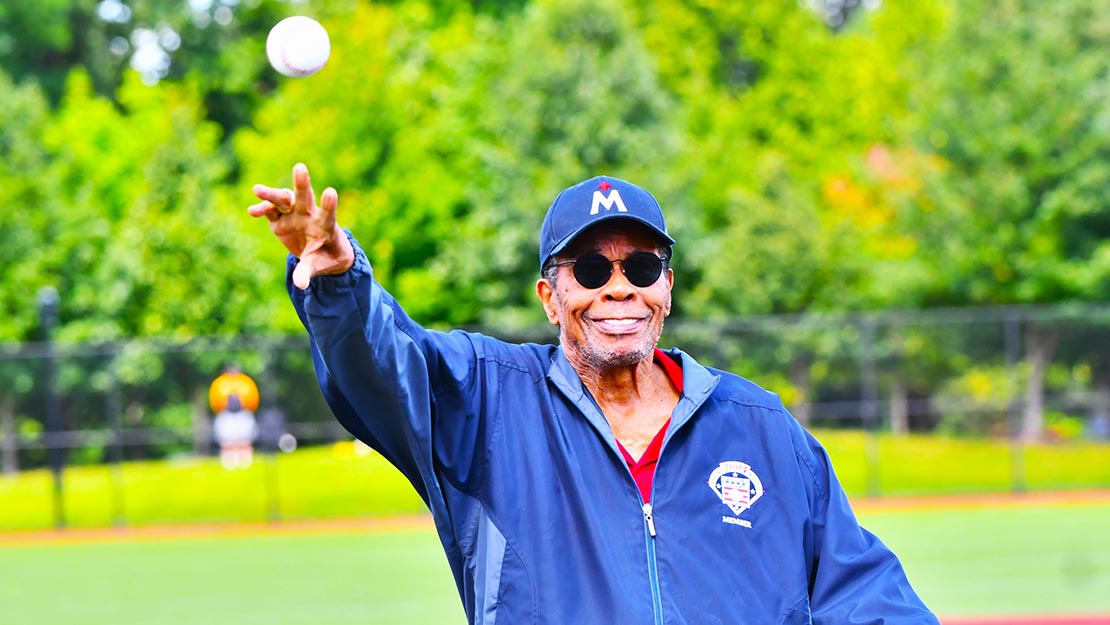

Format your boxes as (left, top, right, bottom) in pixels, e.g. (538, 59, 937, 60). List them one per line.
(601, 266, 637, 300)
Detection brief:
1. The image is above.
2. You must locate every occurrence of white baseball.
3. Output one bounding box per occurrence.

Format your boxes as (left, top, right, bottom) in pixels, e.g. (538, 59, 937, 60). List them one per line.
(266, 16, 330, 78)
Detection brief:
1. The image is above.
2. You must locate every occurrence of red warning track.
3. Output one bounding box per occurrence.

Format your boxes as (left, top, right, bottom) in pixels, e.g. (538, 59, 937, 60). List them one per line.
(850, 488, 1110, 513)
(1, 489, 1107, 547)
(944, 617, 1110, 625)
(0, 514, 435, 546)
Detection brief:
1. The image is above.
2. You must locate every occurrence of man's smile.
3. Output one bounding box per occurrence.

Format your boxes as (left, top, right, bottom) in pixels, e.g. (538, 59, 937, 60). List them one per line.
(585, 314, 651, 334)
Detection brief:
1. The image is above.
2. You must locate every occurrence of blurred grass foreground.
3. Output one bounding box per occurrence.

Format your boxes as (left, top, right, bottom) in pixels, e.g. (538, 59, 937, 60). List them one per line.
(1, 431, 1108, 531)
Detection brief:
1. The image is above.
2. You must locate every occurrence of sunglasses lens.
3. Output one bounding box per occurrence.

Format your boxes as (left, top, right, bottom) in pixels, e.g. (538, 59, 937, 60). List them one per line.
(569, 252, 664, 289)
(623, 252, 664, 287)
(572, 254, 613, 289)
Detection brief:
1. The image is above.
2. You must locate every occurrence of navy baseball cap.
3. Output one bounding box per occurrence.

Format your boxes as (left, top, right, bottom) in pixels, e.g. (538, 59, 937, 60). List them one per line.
(539, 175, 675, 271)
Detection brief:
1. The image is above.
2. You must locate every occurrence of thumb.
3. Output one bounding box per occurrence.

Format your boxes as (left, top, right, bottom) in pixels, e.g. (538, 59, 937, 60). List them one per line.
(292, 259, 313, 290)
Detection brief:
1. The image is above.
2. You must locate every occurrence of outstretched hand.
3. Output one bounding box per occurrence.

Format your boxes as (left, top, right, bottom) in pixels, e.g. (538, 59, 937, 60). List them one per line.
(249, 163, 355, 289)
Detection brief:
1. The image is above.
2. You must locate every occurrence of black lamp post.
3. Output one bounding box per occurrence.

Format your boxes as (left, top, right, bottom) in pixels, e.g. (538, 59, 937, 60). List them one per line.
(38, 286, 65, 528)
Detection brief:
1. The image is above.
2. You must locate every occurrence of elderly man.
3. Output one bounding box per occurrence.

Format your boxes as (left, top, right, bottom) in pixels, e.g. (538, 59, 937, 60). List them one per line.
(250, 164, 938, 625)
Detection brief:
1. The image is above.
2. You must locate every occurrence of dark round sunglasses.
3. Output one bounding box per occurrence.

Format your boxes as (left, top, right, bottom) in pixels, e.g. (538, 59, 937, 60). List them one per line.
(554, 251, 667, 289)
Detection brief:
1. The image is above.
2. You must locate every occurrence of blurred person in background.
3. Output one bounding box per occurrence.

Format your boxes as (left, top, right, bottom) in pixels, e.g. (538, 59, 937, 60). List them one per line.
(209, 365, 260, 469)
(248, 163, 939, 624)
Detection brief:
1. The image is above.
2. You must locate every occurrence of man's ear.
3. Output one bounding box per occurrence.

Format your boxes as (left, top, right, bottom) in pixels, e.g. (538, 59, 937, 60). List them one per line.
(536, 279, 560, 326)
(663, 268, 674, 317)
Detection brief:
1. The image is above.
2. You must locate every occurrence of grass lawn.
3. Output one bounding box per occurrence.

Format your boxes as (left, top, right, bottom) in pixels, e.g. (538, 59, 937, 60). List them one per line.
(0, 442, 429, 530)
(860, 503, 1110, 617)
(0, 528, 463, 625)
(0, 503, 1107, 625)
(816, 430, 1110, 496)
(1, 431, 1107, 531)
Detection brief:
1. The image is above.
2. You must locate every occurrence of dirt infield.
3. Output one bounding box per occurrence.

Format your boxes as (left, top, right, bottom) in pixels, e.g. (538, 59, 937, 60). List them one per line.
(849, 488, 1110, 513)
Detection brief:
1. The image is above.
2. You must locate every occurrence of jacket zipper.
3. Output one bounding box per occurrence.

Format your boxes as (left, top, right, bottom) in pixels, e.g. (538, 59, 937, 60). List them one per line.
(642, 501, 663, 625)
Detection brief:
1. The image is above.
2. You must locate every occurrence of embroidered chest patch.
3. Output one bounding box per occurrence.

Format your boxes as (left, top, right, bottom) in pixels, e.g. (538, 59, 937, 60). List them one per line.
(707, 461, 764, 528)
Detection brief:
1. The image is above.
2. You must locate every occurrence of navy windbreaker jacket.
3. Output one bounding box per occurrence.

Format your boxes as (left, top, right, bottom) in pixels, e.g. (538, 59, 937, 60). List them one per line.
(290, 235, 939, 625)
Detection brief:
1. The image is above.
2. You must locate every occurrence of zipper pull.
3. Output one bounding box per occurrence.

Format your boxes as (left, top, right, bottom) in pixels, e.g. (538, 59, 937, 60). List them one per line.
(642, 502, 657, 537)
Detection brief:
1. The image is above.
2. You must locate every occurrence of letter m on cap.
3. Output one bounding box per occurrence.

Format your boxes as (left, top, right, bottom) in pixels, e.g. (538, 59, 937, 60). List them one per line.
(590, 189, 629, 215)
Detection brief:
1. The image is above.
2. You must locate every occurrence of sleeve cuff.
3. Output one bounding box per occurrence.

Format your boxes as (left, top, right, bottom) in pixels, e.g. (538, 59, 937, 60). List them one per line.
(286, 229, 371, 293)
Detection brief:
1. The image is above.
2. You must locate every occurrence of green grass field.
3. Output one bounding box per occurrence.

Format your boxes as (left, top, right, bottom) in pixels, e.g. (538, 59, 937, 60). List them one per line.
(0, 442, 430, 530)
(1, 502, 1107, 625)
(2, 431, 1108, 531)
(864, 503, 1110, 617)
(0, 528, 462, 625)
(1, 430, 1107, 624)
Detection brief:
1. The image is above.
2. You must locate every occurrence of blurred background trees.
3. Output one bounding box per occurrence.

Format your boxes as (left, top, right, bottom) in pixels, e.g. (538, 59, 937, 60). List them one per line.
(2, 0, 1109, 451)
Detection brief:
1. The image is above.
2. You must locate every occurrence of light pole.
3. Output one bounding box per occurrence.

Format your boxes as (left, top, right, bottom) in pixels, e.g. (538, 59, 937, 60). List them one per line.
(38, 286, 65, 528)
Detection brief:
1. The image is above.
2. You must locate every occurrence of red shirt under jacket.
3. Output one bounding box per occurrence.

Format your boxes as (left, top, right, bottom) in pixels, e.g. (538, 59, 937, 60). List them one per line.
(616, 349, 683, 503)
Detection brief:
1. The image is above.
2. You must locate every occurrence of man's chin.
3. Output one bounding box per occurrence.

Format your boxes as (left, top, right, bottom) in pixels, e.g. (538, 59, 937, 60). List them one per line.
(582, 337, 655, 370)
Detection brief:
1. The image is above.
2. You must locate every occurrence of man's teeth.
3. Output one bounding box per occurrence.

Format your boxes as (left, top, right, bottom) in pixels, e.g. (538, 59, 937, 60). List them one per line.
(601, 318, 638, 326)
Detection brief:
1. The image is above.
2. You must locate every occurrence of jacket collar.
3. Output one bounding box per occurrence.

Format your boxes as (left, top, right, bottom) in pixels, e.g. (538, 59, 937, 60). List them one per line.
(547, 346, 721, 451)
(665, 348, 720, 435)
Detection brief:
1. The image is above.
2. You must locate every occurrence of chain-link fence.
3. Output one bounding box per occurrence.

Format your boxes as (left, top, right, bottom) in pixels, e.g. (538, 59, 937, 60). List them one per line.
(2, 302, 1108, 527)
(664, 302, 1110, 440)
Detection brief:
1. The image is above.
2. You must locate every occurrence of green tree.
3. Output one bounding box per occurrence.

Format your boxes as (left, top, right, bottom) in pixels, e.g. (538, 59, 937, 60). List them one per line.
(43, 71, 277, 341)
(0, 0, 315, 143)
(621, 0, 928, 423)
(237, 0, 678, 329)
(0, 71, 61, 342)
(424, 0, 680, 328)
(5, 70, 281, 449)
(0, 0, 98, 101)
(896, 0, 1110, 439)
(0, 70, 60, 473)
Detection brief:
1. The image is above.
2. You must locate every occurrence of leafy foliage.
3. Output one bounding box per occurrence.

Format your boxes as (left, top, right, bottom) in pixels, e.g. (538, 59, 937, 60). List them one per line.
(898, 0, 1110, 306)
(1, 0, 1109, 445)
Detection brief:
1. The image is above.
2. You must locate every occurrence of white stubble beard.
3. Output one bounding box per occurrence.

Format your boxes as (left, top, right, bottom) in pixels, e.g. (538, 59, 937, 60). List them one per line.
(564, 316, 665, 372)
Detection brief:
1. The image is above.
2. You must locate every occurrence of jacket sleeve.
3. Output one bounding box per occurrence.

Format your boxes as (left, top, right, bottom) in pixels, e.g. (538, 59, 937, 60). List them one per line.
(288, 231, 486, 504)
(795, 425, 940, 625)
